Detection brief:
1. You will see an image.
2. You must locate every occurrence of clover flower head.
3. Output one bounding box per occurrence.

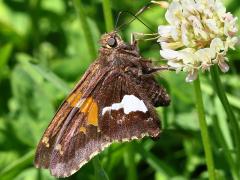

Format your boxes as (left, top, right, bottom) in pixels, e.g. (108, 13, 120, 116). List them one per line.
(158, 0, 239, 82)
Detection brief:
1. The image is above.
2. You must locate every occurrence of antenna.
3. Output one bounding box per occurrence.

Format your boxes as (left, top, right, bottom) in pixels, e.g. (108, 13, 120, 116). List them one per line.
(115, 3, 154, 32)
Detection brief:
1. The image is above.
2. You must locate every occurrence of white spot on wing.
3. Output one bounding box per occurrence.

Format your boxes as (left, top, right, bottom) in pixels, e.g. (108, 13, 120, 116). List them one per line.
(102, 95, 148, 115)
(101, 107, 112, 115)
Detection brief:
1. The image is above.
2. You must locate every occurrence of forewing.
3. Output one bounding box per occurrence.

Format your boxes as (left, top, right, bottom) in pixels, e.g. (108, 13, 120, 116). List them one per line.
(34, 61, 109, 172)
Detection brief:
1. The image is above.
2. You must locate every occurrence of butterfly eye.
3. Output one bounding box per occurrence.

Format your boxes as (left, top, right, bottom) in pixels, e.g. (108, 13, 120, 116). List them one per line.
(107, 37, 117, 47)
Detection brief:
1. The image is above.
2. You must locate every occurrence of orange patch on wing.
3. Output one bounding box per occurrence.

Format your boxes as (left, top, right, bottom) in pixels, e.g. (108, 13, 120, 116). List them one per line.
(67, 92, 82, 107)
(87, 101, 98, 126)
(80, 97, 99, 126)
(80, 97, 93, 113)
(79, 127, 86, 134)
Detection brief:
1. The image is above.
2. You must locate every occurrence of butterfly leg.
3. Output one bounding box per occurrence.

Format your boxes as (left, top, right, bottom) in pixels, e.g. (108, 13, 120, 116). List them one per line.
(124, 64, 143, 78)
(146, 65, 176, 74)
(131, 32, 159, 45)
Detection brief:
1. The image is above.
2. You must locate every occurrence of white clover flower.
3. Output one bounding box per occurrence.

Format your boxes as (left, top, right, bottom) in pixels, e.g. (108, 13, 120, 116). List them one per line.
(157, 0, 239, 82)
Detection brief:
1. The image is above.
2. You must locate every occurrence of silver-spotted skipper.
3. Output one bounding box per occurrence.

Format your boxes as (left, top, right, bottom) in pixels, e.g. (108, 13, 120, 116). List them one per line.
(35, 31, 170, 177)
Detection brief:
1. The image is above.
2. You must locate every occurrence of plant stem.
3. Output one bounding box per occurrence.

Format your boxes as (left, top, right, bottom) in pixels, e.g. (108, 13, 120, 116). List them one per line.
(102, 0, 114, 32)
(210, 66, 240, 172)
(193, 76, 216, 180)
(125, 144, 137, 180)
(212, 115, 239, 180)
(72, 0, 97, 60)
(29, 0, 41, 54)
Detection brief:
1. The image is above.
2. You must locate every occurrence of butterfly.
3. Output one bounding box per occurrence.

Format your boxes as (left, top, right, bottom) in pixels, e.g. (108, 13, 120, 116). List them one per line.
(34, 31, 170, 178)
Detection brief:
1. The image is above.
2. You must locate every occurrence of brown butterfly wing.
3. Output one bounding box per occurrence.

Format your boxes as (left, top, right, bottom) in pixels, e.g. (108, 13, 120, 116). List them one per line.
(35, 66, 161, 177)
(34, 61, 109, 171)
(96, 71, 161, 141)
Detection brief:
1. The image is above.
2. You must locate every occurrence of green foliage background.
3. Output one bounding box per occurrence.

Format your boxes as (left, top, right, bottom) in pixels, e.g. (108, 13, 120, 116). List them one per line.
(0, 0, 239, 179)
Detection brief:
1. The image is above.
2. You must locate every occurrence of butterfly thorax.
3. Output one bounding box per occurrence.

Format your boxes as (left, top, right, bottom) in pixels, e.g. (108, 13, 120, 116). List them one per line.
(98, 32, 143, 74)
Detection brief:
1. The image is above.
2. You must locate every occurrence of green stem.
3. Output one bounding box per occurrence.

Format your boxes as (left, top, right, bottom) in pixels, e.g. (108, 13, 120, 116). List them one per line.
(210, 66, 240, 172)
(29, 0, 41, 54)
(37, 169, 42, 180)
(212, 115, 239, 180)
(102, 0, 114, 32)
(125, 144, 137, 180)
(73, 0, 97, 60)
(193, 76, 216, 180)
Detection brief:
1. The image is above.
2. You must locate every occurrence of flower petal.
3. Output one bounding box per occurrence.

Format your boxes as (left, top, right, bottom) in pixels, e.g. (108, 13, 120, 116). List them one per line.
(205, 19, 219, 34)
(165, 1, 182, 26)
(225, 37, 239, 50)
(171, 26, 180, 41)
(181, 21, 190, 46)
(210, 38, 224, 57)
(160, 49, 181, 59)
(168, 61, 184, 69)
(215, 0, 226, 21)
(196, 48, 212, 63)
(160, 41, 184, 50)
(185, 70, 198, 82)
(158, 25, 172, 37)
(180, 50, 198, 64)
(218, 60, 229, 73)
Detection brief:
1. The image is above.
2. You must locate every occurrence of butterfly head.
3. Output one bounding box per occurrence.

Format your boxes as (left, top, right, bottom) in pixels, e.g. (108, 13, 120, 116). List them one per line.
(99, 31, 123, 49)
(101, 31, 138, 48)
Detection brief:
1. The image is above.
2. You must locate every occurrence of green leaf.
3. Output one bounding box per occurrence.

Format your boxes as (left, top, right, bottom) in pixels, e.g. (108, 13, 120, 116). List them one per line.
(15, 168, 55, 180)
(10, 65, 55, 146)
(0, 150, 35, 180)
(0, 151, 19, 171)
(0, 43, 12, 70)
